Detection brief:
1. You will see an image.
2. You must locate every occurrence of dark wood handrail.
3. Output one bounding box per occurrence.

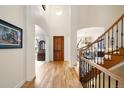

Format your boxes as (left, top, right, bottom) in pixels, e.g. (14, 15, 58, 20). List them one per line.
(79, 13, 124, 51)
(82, 58, 124, 85)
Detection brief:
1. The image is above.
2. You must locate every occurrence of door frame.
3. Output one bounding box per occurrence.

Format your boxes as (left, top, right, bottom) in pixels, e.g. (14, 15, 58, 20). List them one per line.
(53, 36, 64, 61)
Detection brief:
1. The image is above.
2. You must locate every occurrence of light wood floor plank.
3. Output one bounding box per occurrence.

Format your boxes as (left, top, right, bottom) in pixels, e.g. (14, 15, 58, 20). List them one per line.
(22, 61, 82, 88)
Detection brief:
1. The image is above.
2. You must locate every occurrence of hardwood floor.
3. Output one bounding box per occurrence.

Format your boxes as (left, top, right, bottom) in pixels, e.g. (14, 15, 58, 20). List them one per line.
(22, 61, 82, 88)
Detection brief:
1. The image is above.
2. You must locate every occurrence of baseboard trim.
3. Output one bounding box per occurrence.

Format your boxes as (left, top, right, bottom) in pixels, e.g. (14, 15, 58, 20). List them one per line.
(15, 80, 25, 88)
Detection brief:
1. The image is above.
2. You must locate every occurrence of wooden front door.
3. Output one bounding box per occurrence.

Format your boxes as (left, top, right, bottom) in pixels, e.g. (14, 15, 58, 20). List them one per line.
(53, 36, 64, 61)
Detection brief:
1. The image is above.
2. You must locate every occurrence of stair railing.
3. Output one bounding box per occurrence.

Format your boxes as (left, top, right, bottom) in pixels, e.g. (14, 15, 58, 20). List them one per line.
(79, 58, 124, 88)
(78, 14, 124, 88)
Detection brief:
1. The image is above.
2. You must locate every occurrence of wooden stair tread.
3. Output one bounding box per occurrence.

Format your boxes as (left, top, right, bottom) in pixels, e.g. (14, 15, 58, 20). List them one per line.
(100, 51, 124, 69)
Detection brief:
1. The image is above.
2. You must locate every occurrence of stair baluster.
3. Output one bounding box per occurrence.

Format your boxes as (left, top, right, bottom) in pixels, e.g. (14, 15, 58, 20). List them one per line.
(97, 40, 99, 64)
(108, 32, 110, 60)
(103, 35, 106, 62)
(103, 73, 105, 88)
(121, 19, 123, 48)
(99, 70, 101, 88)
(112, 28, 114, 54)
(116, 80, 118, 88)
(108, 76, 111, 88)
(88, 63, 90, 87)
(95, 68, 97, 88)
(90, 65, 92, 88)
(116, 24, 118, 53)
(94, 44, 96, 63)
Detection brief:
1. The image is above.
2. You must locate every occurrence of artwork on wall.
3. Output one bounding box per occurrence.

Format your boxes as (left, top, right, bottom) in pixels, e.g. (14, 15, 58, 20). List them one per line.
(0, 19, 22, 49)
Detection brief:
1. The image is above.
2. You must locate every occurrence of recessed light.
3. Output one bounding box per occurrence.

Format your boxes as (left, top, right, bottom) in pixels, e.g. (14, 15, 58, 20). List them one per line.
(56, 11, 62, 15)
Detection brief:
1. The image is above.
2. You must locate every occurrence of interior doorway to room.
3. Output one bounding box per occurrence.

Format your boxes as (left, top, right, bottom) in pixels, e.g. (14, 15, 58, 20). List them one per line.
(35, 25, 47, 62)
(53, 36, 64, 61)
(37, 40, 45, 61)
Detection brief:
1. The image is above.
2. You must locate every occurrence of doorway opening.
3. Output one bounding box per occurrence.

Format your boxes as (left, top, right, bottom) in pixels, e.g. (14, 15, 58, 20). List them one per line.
(37, 40, 45, 61)
(77, 27, 105, 48)
(77, 27, 105, 64)
(35, 25, 47, 63)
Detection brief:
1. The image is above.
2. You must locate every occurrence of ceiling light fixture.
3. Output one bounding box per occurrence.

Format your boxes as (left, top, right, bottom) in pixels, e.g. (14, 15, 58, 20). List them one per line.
(56, 11, 62, 15)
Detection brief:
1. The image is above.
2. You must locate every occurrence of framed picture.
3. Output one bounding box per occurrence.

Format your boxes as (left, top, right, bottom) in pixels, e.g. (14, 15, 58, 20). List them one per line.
(0, 19, 22, 49)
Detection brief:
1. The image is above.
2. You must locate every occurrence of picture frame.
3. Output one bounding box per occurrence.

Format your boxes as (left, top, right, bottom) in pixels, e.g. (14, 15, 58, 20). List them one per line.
(0, 19, 22, 49)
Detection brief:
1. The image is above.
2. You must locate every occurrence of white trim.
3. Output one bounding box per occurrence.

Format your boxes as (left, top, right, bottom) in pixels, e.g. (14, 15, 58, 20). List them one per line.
(14, 80, 25, 88)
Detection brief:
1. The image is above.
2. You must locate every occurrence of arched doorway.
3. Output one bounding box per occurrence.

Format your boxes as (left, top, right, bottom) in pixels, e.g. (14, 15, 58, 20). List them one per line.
(77, 27, 105, 48)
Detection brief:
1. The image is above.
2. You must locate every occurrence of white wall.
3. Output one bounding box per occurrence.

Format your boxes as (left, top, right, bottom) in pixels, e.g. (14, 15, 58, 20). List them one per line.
(0, 6, 26, 87)
(45, 36, 50, 62)
(26, 6, 35, 81)
(32, 6, 50, 34)
(78, 6, 124, 29)
(70, 6, 79, 66)
(35, 25, 46, 40)
(0, 5, 38, 87)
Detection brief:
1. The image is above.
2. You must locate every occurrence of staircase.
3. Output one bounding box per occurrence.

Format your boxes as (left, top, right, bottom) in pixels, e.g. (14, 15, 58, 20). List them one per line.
(78, 14, 124, 88)
(101, 48, 124, 69)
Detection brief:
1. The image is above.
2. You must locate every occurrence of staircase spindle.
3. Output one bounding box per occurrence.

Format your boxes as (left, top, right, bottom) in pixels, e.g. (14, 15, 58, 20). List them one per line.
(116, 80, 118, 88)
(91, 66, 93, 88)
(89, 48, 90, 62)
(103, 35, 106, 62)
(99, 37, 102, 64)
(85, 49, 87, 60)
(100, 38, 102, 64)
(91, 45, 93, 62)
(93, 67, 96, 88)
(121, 19, 123, 48)
(108, 76, 111, 88)
(97, 41, 99, 64)
(108, 32, 110, 60)
(103, 73, 105, 88)
(90, 66, 92, 88)
(86, 60, 88, 73)
(92, 68, 94, 88)
(86, 61, 87, 75)
(85, 61, 86, 76)
(112, 28, 114, 54)
(86, 63, 88, 87)
(95, 68, 97, 88)
(99, 70, 101, 88)
(88, 64, 90, 88)
(93, 44, 96, 63)
(116, 24, 118, 53)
